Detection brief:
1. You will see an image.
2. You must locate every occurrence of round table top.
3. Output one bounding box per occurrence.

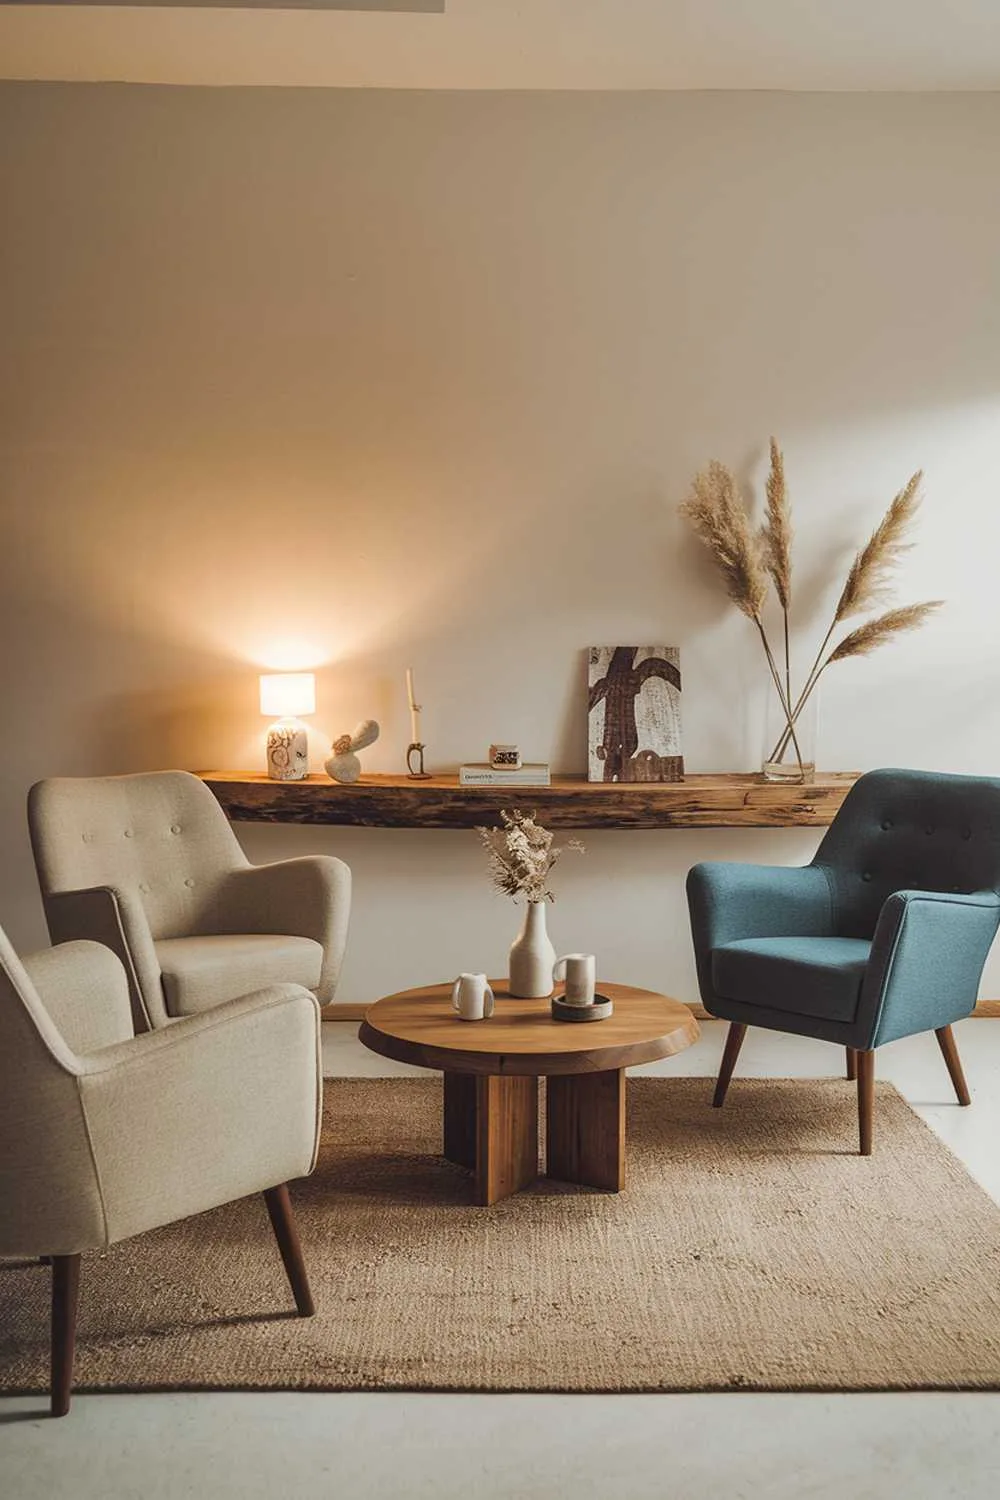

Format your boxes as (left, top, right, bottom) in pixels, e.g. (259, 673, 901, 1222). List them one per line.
(358, 980, 700, 1077)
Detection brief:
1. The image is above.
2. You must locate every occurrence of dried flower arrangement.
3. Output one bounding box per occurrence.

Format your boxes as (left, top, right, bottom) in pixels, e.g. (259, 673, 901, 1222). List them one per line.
(680, 441, 944, 777)
(476, 810, 583, 904)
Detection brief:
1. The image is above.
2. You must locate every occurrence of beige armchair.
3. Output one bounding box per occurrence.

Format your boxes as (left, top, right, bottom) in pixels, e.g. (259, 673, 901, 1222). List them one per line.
(0, 924, 321, 1416)
(28, 770, 351, 1032)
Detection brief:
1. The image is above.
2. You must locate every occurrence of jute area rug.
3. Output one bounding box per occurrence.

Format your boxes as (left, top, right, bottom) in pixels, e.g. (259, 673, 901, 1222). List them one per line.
(4, 1077, 1000, 1395)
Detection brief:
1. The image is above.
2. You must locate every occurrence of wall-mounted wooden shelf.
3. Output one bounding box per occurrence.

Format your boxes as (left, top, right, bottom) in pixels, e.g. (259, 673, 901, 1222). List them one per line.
(199, 771, 859, 830)
(200, 770, 1000, 1018)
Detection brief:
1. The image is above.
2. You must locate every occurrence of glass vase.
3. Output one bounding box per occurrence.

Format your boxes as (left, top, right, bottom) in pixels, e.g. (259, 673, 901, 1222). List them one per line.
(762, 683, 818, 784)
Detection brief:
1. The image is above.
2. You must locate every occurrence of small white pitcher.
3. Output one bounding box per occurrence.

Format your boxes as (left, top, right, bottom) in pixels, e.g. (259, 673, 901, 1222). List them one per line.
(452, 972, 495, 1022)
(553, 953, 596, 1007)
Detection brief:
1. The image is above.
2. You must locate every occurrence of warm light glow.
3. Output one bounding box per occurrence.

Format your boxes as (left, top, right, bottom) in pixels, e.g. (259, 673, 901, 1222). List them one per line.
(259, 672, 316, 718)
(254, 639, 330, 672)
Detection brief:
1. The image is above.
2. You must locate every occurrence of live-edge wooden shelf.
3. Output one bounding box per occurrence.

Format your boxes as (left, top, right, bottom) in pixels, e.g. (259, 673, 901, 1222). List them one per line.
(200, 769, 1000, 1018)
(199, 771, 859, 831)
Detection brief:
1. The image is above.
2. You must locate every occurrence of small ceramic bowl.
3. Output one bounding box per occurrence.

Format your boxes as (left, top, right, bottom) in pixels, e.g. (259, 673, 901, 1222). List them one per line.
(551, 994, 614, 1023)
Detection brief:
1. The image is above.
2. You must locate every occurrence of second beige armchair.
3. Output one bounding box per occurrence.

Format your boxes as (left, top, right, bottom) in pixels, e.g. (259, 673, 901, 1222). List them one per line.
(0, 924, 322, 1415)
(29, 770, 351, 1032)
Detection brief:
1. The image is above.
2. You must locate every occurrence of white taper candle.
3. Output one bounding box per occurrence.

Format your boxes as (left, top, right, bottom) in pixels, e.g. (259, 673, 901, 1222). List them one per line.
(406, 667, 421, 745)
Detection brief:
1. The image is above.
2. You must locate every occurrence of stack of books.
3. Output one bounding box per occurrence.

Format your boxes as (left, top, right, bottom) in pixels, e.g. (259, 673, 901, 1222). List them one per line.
(459, 762, 551, 787)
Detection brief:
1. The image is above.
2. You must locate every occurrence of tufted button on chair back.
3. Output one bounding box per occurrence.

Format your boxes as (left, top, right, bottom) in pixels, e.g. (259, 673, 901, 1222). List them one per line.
(813, 768, 1000, 939)
(29, 772, 248, 941)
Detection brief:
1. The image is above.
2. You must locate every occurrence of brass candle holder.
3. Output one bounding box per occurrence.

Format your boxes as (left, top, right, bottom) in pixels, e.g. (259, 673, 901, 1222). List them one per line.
(406, 743, 431, 780)
(405, 668, 431, 779)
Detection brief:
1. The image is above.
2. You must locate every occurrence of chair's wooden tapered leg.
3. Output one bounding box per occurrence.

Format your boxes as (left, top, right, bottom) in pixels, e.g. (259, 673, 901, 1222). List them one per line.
(856, 1049, 875, 1156)
(263, 1185, 315, 1317)
(935, 1025, 972, 1106)
(50, 1254, 80, 1418)
(713, 1023, 748, 1108)
(846, 1048, 858, 1081)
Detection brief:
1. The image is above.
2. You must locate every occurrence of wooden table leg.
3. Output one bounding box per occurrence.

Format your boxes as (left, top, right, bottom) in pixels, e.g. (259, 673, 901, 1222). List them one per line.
(546, 1068, 625, 1191)
(476, 1075, 539, 1205)
(443, 1072, 478, 1170)
(444, 1072, 539, 1204)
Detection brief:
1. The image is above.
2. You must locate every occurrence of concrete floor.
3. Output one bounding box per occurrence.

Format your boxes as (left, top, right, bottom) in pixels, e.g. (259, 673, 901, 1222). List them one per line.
(4, 1017, 1000, 1499)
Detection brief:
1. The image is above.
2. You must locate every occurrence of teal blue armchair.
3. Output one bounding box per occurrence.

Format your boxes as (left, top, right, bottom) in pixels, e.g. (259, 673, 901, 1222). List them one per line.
(687, 768, 1000, 1154)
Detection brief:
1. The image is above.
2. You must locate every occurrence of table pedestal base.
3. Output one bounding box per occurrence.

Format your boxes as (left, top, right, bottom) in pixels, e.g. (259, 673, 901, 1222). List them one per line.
(443, 1069, 625, 1204)
(444, 1073, 538, 1205)
(546, 1069, 625, 1192)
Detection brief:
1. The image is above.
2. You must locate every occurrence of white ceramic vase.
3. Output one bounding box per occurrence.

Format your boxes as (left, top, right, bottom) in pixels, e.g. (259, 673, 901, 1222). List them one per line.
(508, 901, 556, 998)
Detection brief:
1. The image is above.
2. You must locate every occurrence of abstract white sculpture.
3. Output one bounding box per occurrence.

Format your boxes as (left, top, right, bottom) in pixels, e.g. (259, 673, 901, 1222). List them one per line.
(324, 719, 380, 784)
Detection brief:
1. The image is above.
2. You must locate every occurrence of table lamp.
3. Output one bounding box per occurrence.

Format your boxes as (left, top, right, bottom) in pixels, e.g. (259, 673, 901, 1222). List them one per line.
(260, 672, 315, 781)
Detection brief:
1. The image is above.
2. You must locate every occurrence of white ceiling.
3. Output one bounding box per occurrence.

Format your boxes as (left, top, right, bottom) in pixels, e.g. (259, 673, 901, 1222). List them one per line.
(2, 0, 1000, 90)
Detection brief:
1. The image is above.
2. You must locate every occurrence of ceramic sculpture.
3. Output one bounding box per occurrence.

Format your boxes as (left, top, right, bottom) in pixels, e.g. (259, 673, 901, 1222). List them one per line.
(325, 719, 380, 784)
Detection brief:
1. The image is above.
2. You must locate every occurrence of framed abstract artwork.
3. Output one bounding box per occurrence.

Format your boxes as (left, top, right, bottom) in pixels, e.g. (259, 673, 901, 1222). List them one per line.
(588, 646, 683, 783)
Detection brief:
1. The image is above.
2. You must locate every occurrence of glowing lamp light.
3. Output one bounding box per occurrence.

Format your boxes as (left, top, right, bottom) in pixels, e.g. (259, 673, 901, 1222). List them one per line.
(259, 672, 316, 781)
(259, 672, 315, 719)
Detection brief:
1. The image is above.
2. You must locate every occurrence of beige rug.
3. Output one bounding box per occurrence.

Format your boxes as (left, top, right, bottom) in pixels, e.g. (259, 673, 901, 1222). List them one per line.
(4, 1077, 1000, 1394)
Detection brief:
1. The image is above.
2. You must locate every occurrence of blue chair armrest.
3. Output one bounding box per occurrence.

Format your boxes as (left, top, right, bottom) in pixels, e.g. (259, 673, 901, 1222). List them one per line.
(686, 862, 835, 1010)
(860, 889, 1000, 1048)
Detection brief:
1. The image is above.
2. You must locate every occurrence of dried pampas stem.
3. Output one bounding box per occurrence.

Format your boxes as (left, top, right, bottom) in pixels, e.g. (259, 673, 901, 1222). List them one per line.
(768, 601, 944, 762)
(755, 617, 805, 771)
(826, 601, 944, 664)
(835, 472, 923, 622)
(680, 461, 769, 621)
(679, 444, 943, 777)
(760, 436, 794, 720)
(681, 454, 803, 769)
(767, 471, 931, 764)
(761, 438, 793, 611)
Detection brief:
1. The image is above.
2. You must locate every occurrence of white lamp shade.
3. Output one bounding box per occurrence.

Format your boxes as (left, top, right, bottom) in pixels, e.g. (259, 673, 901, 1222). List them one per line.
(259, 672, 316, 718)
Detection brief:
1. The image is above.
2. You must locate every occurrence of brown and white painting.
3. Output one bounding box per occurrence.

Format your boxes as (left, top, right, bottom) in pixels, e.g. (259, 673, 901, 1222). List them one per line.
(588, 647, 683, 783)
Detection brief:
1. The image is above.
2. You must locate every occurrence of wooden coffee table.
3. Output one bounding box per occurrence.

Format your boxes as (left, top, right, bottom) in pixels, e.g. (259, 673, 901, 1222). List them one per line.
(359, 980, 699, 1205)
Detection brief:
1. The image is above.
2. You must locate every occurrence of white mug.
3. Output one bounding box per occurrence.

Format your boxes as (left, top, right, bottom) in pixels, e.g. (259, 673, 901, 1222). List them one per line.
(452, 972, 495, 1022)
(553, 953, 596, 1007)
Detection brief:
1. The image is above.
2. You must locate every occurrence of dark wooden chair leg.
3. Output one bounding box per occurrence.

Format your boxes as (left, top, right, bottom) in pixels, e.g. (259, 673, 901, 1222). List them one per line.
(713, 1022, 748, 1108)
(856, 1049, 875, 1156)
(935, 1025, 971, 1106)
(51, 1254, 80, 1418)
(846, 1048, 858, 1081)
(264, 1184, 315, 1317)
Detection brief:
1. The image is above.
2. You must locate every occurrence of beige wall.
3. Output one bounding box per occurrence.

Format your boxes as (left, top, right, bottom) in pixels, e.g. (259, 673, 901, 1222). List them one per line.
(2, 85, 999, 1005)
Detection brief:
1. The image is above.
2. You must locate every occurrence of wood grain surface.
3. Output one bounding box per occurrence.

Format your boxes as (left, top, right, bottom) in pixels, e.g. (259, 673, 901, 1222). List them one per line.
(327, 998, 1000, 1023)
(200, 770, 858, 830)
(358, 980, 699, 1077)
(476, 1074, 540, 1205)
(442, 1072, 478, 1171)
(546, 1068, 626, 1192)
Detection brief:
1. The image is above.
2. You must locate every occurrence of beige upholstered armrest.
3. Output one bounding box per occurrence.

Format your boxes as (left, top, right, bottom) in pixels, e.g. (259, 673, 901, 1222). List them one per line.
(212, 856, 352, 1004)
(21, 941, 134, 1056)
(76, 984, 322, 1245)
(43, 884, 166, 1032)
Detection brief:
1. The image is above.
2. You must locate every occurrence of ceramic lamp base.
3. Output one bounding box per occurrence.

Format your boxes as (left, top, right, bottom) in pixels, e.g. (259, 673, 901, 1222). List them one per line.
(266, 718, 309, 781)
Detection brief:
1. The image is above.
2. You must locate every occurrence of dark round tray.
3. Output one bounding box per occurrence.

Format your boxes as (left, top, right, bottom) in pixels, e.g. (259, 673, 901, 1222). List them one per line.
(551, 993, 614, 1023)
